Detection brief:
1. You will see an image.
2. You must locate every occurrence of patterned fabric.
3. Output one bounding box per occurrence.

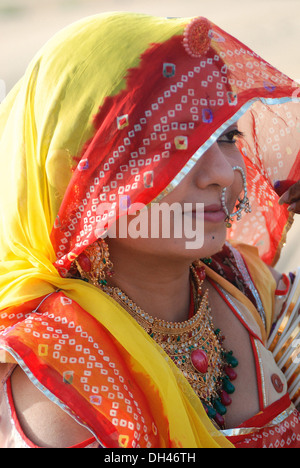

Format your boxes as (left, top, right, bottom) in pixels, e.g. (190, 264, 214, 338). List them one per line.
(236, 410, 300, 448)
(1, 267, 299, 448)
(47, 17, 300, 274)
(0, 291, 231, 448)
(0, 373, 99, 448)
(231, 102, 300, 265)
(211, 242, 267, 325)
(0, 12, 300, 448)
(225, 395, 300, 448)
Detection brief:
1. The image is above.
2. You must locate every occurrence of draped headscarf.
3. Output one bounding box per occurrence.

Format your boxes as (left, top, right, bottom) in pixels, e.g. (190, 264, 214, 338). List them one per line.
(0, 12, 299, 448)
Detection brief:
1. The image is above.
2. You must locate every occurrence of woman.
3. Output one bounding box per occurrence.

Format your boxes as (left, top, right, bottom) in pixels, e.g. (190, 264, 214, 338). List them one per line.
(0, 12, 299, 448)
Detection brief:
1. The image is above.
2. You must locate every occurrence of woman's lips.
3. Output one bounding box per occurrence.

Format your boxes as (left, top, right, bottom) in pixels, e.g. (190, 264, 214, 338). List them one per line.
(203, 204, 226, 223)
(185, 204, 226, 223)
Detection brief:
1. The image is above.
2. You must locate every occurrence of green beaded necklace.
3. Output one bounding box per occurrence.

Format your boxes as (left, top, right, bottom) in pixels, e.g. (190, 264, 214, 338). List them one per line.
(102, 263, 239, 429)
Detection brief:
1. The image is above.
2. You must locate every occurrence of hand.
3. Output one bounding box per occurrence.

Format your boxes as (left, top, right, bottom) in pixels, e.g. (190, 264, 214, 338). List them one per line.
(275, 180, 300, 214)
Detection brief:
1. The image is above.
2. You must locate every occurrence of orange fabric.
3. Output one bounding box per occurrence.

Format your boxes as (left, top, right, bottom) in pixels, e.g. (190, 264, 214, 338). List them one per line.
(0, 291, 232, 448)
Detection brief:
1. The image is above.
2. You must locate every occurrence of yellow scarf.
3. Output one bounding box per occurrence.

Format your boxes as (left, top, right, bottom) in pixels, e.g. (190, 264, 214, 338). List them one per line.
(0, 12, 235, 448)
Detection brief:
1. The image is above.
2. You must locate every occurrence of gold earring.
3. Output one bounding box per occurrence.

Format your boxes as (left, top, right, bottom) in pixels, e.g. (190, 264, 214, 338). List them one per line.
(75, 238, 114, 287)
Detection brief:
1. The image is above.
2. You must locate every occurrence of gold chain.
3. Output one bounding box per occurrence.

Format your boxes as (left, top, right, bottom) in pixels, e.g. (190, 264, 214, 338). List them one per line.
(102, 266, 226, 405)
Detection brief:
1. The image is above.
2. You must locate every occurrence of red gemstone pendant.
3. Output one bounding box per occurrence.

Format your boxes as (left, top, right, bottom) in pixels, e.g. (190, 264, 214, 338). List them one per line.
(224, 366, 237, 381)
(77, 253, 91, 273)
(191, 349, 208, 374)
(214, 412, 225, 428)
(220, 390, 232, 406)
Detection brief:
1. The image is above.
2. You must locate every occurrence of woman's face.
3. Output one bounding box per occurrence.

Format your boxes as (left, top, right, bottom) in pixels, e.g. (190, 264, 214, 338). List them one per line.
(108, 124, 245, 262)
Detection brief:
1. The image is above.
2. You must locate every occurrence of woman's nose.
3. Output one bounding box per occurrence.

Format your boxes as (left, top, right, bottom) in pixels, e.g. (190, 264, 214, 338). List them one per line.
(193, 142, 235, 189)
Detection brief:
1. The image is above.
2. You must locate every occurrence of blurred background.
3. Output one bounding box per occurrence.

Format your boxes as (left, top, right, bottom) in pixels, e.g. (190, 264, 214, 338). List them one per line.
(0, 0, 299, 273)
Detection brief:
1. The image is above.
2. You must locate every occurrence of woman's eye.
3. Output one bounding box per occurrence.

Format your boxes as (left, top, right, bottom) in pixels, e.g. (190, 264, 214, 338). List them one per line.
(218, 129, 244, 144)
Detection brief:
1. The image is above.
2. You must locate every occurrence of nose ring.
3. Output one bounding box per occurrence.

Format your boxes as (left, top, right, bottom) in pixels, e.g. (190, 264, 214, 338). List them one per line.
(221, 166, 252, 228)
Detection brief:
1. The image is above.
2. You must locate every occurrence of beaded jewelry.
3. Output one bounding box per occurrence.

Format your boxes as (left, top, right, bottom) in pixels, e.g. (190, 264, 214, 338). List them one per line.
(101, 262, 238, 429)
(74, 238, 114, 286)
(73, 242, 239, 428)
(221, 165, 252, 228)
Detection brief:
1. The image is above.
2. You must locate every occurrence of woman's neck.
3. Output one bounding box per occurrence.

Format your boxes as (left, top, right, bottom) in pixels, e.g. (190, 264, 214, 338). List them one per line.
(106, 244, 191, 323)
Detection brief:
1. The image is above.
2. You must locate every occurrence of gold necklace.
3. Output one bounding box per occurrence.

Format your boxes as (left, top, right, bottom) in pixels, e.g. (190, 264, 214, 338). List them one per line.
(101, 264, 239, 429)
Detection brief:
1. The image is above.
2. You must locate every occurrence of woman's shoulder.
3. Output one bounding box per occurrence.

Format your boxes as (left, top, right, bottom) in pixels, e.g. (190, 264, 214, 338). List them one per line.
(10, 366, 93, 448)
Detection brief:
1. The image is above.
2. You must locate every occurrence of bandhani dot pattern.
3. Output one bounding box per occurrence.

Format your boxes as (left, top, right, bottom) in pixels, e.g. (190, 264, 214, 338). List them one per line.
(1, 14, 300, 449)
(232, 100, 300, 265)
(1, 290, 300, 448)
(228, 407, 300, 448)
(50, 17, 300, 275)
(0, 292, 163, 448)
